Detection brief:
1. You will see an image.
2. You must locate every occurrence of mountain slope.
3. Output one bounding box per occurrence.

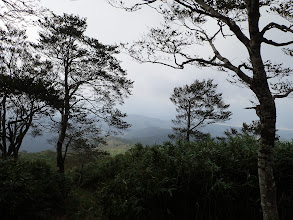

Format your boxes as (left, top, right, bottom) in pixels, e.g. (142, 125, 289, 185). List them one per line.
(20, 114, 293, 152)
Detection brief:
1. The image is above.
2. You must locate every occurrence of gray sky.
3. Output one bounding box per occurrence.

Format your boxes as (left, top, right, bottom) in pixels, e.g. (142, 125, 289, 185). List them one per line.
(37, 0, 293, 129)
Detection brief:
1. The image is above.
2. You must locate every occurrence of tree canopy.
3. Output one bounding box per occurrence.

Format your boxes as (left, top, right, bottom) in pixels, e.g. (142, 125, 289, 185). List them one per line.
(169, 79, 231, 142)
(0, 27, 60, 159)
(36, 13, 133, 172)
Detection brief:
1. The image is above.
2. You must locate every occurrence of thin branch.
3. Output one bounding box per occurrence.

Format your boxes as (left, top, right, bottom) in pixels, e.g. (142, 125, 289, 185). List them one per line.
(107, 0, 157, 11)
(202, 31, 252, 84)
(190, 117, 206, 131)
(261, 22, 293, 36)
(273, 89, 293, 99)
(175, 0, 250, 47)
(238, 63, 253, 71)
(263, 38, 293, 47)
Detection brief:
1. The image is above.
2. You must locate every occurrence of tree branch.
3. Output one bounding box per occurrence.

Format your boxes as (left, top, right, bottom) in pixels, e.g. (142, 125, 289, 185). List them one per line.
(190, 117, 206, 131)
(261, 22, 293, 36)
(238, 63, 253, 71)
(175, 0, 250, 47)
(202, 31, 252, 84)
(263, 38, 293, 46)
(107, 0, 157, 11)
(273, 89, 293, 99)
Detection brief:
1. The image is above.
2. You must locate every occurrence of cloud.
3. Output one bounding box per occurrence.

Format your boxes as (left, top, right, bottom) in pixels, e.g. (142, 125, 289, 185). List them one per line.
(38, 0, 293, 128)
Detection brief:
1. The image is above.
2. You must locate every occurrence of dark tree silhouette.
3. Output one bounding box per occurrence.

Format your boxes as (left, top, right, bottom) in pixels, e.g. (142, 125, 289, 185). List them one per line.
(0, 27, 60, 159)
(36, 13, 133, 173)
(169, 79, 231, 142)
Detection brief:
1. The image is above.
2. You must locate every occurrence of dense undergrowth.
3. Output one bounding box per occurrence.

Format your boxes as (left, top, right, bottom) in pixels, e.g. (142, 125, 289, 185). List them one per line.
(0, 160, 70, 219)
(1, 135, 293, 220)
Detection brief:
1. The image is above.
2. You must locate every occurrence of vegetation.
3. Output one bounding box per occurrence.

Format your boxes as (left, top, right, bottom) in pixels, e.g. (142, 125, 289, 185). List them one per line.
(36, 13, 133, 173)
(109, 0, 293, 218)
(0, 0, 42, 26)
(0, 159, 70, 219)
(0, 26, 60, 159)
(1, 135, 293, 220)
(169, 79, 231, 142)
(1, 1, 293, 220)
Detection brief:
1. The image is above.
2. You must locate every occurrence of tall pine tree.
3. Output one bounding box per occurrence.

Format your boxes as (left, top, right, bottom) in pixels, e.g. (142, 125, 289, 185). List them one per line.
(37, 13, 133, 173)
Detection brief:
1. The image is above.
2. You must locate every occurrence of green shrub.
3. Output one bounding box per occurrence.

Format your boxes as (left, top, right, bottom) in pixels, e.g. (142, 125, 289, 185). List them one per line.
(71, 136, 293, 220)
(274, 141, 293, 218)
(0, 159, 70, 219)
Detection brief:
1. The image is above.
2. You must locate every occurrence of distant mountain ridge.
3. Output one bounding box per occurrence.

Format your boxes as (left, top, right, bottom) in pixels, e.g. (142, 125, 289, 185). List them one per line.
(21, 114, 293, 152)
(124, 114, 173, 130)
(120, 114, 293, 145)
(119, 115, 233, 145)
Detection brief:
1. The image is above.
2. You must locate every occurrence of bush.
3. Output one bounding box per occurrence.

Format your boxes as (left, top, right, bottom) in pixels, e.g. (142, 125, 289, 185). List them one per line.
(71, 136, 293, 220)
(274, 141, 293, 218)
(0, 159, 70, 220)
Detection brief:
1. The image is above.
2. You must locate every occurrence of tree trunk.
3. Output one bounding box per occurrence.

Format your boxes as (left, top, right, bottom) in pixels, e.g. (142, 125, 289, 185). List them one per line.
(249, 48, 279, 220)
(255, 90, 279, 220)
(56, 110, 69, 173)
(186, 101, 191, 142)
(56, 62, 70, 173)
(250, 61, 279, 220)
(246, 1, 279, 218)
(56, 140, 65, 173)
(1, 96, 7, 159)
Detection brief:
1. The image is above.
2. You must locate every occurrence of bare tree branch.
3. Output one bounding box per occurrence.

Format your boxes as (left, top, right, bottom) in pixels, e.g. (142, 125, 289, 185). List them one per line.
(107, 0, 157, 11)
(263, 38, 293, 46)
(273, 88, 293, 99)
(0, 0, 43, 26)
(261, 22, 293, 35)
(175, 0, 250, 47)
(202, 31, 252, 84)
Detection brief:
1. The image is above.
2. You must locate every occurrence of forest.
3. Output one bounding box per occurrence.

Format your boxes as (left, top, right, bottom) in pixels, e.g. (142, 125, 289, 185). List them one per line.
(1, 0, 293, 220)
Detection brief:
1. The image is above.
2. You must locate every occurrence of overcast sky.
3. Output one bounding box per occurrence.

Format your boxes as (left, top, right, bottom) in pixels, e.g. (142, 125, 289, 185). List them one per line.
(36, 0, 293, 129)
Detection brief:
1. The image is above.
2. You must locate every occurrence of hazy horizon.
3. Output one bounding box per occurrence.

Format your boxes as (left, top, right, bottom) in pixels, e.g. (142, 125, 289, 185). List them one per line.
(23, 0, 293, 130)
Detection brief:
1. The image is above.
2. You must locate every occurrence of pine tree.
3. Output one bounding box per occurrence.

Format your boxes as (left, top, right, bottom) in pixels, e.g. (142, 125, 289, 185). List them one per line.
(169, 79, 231, 142)
(37, 13, 133, 173)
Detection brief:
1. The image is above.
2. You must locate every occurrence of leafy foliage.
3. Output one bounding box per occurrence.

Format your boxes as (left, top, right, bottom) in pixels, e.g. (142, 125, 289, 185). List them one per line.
(7, 136, 293, 220)
(0, 0, 42, 27)
(70, 137, 293, 220)
(0, 159, 70, 219)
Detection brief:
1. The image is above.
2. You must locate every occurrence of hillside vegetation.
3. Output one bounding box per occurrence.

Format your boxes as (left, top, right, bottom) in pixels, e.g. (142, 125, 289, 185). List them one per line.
(1, 135, 293, 220)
